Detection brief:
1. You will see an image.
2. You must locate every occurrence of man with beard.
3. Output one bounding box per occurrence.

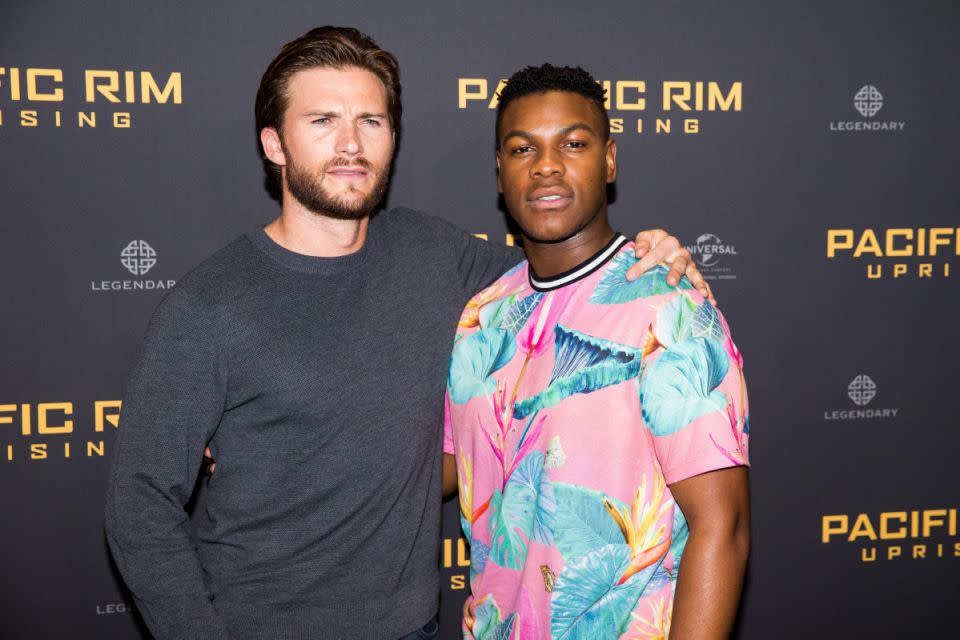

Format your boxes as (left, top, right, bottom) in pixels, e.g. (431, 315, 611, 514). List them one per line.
(104, 27, 709, 640)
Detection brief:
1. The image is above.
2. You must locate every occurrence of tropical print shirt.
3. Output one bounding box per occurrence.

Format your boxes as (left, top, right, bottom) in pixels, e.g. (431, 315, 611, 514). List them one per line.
(443, 234, 750, 640)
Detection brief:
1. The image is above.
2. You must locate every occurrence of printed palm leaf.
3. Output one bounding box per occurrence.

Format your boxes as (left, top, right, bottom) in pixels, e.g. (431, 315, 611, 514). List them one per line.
(495, 291, 546, 334)
(473, 596, 512, 640)
(590, 259, 692, 305)
(552, 483, 629, 563)
(489, 451, 556, 570)
(638, 337, 729, 436)
(448, 328, 516, 404)
(653, 295, 726, 349)
(514, 326, 643, 419)
(550, 544, 667, 640)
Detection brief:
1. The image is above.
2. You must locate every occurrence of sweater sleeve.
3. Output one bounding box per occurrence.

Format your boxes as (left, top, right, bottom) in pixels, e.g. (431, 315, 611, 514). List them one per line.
(104, 287, 232, 640)
(448, 222, 524, 299)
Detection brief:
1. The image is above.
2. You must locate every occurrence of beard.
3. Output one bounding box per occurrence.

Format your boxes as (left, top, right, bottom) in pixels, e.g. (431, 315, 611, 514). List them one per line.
(285, 155, 391, 221)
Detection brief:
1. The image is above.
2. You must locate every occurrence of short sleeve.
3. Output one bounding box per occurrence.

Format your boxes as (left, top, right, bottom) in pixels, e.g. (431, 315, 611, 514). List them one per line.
(639, 290, 749, 486)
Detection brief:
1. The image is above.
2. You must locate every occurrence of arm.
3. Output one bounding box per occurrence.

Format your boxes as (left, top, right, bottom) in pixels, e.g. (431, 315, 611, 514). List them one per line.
(667, 467, 750, 639)
(104, 289, 232, 640)
(442, 453, 458, 497)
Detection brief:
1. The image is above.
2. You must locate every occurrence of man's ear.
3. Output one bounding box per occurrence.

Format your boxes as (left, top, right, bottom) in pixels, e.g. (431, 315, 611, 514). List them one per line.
(496, 150, 503, 193)
(605, 138, 618, 184)
(260, 127, 286, 167)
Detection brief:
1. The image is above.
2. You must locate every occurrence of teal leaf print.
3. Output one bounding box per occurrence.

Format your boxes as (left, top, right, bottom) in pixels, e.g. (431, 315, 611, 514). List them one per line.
(550, 544, 659, 640)
(589, 258, 692, 305)
(654, 295, 725, 349)
(489, 614, 516, 640)
(473, 596, 504, 640)
(514, 326, 642, 419)
(639, 337, 729, 436)
(552, 483, 628, 562)
(490, 451, 556, 570)
(497, 291, 546, 333)
(448, 328, 516, 404)
(460, 508, 472, 543)
(470, 539, 490, 579)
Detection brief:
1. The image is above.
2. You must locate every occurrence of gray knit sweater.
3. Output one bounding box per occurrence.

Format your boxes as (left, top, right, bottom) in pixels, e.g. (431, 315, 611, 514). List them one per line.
(104, 208, 521, 640)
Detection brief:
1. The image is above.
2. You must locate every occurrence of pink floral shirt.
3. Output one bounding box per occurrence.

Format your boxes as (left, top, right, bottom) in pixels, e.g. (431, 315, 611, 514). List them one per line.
(443, 236, 749, 640)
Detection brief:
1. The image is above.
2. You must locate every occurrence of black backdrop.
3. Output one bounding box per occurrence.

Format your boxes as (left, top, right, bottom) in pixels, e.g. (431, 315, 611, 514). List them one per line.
(1, 1, 958, 638)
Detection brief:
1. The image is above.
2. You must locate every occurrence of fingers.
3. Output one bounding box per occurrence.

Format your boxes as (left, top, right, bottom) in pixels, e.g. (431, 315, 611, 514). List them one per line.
(202, 446, 216, 475)
(628, 232, 678, 281)
(685, 261, 716, 304)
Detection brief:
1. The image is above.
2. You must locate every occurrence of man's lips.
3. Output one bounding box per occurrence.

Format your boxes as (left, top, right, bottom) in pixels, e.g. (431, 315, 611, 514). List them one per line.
(527, 186, 573, 210)
(327, 167, 369, 179)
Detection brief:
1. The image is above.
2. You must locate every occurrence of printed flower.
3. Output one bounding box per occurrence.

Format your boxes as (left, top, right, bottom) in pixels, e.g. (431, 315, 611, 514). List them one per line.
(631, 596, 672, 640)
(602, 472, 673, 585)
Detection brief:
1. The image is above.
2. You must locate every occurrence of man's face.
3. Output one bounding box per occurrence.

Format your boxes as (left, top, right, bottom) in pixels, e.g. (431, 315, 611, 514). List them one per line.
(496, 91, 616, 243)
(269, 67, 395, 219)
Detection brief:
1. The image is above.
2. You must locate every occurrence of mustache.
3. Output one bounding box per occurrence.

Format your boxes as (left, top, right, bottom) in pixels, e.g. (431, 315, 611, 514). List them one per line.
(325, 157, 373, 171)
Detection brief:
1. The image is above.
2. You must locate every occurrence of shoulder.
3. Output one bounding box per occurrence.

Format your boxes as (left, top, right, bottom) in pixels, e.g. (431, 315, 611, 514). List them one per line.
(377, 207, 472, 243)
(156, 235, 253, 317)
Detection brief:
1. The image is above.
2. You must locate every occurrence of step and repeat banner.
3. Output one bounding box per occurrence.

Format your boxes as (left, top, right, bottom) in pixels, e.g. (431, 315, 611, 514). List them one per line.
(1, 1, 956, 638)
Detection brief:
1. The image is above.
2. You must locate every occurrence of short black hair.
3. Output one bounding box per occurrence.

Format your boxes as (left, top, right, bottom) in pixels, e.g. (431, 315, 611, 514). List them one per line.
(495, 63, 609, 149)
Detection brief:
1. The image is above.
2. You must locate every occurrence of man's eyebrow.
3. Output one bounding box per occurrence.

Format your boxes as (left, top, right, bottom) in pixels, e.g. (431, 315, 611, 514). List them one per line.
(500, 128, 532, 142)
(558, 122, 598, 137)
(356, 112, 388, 120)
(501, 122, 598, 142)
(303, 111, 340, 118)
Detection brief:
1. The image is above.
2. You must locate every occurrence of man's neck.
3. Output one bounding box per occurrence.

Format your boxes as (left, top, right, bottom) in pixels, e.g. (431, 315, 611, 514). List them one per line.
(524, 215, 615, 278)
(265, 199, 369, 258)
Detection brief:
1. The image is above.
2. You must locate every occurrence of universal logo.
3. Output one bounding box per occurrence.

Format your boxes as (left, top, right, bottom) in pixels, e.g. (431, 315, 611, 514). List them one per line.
(829, 84, 905, 132)
(685, 233, 738, 281)
(90, 240, 176, 292)
(823, 374, 899, 420)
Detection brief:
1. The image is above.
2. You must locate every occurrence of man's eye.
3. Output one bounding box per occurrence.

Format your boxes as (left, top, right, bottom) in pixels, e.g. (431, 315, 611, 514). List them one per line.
(363, 118, 382, 127)
(512, 145, 533, 154)
(564, 140, 586, 149)
(312, 118, 330, 125)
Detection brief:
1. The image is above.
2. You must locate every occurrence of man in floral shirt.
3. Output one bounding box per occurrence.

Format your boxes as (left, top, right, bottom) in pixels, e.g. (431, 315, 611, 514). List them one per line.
(443, 64, 750, 640)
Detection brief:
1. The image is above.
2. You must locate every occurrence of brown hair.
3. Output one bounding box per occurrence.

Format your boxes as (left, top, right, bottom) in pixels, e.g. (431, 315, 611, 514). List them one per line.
(254, 26, 401, 196)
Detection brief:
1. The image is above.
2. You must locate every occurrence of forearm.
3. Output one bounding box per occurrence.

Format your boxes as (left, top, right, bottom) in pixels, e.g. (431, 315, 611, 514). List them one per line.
(442, 453, 458, 497)
(669, 524, 750, 639)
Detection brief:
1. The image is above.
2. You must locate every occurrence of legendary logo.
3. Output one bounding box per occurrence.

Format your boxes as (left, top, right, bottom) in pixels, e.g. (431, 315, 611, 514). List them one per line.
(853, 85, 883, 117)
(120, 240, 157, 276)
(90, 240, 175, 292)
(824, 374, 898, 420)
(847, 374, 876, 406)
(459, 78, 743, 136)
(685, 233, 738, 280)
(826, 227, 955, 279)
(829, 84, 904, 132)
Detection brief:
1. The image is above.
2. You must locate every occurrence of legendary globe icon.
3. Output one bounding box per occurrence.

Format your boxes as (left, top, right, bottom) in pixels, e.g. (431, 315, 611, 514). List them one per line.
(853, 85, 883, 118)
(847, 374, 877, 406)
(121, 240, 158, 276)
